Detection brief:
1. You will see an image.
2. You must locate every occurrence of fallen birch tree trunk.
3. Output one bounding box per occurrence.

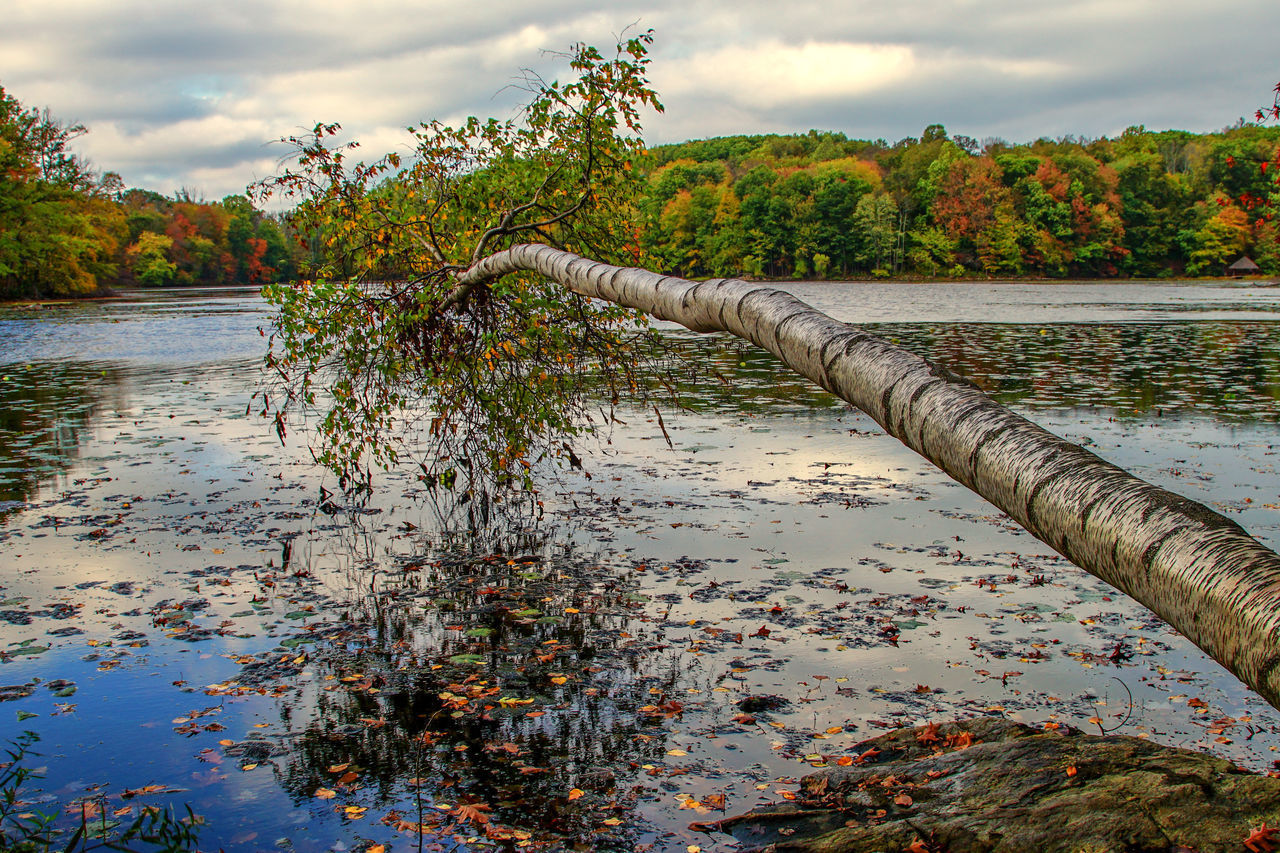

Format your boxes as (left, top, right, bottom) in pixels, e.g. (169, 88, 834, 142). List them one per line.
(459, 242, 1280, 709)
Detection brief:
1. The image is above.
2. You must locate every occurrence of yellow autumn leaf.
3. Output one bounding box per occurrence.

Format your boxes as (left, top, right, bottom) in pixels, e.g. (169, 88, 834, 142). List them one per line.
(314, 787, 337, 799)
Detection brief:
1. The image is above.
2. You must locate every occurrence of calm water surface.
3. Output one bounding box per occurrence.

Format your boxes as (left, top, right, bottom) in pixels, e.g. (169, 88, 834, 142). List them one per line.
(1, 281, 1279, 852)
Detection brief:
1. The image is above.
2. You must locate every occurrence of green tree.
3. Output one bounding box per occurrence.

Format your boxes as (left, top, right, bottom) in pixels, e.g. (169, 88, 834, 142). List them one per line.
(853, 193, 899, 273)
(0, 84, 124, 298)
(254, 34, 664, 490)
(125, 230, 176, 286)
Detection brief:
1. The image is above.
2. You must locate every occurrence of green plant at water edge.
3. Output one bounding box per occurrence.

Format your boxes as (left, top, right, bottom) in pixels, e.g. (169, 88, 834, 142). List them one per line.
(0, 732, 202, 853)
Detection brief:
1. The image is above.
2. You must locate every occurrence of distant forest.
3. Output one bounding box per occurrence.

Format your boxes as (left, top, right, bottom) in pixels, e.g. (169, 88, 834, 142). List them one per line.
(5, 74, 1280, 299)
(1, 84, 302, 300)
(639, 124, 1280, 280)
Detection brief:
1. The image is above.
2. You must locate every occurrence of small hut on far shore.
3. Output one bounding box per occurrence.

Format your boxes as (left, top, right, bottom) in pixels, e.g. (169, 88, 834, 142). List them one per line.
(1227, 255, 1261, 277)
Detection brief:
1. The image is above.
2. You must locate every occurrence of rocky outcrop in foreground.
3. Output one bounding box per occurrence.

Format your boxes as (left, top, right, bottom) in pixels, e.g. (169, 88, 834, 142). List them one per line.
(704, 718, 1280, 852)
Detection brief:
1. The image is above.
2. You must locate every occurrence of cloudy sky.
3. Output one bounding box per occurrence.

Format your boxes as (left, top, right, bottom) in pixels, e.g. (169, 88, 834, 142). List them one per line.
(4, 0, 1278, 202)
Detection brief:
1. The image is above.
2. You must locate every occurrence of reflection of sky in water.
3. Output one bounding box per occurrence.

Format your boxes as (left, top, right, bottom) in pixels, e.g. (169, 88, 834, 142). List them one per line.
(0, 286, 270, 365)
(1, 284, 1279, 851)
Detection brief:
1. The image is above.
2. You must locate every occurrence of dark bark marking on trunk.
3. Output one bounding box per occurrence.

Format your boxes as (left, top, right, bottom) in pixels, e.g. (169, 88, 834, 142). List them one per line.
(1140, 531, 1182, 575)
(1137, 489, 1249, 539)
(1024, 467, 1076, 543)
(818, 331, 863, 391)
(927, 360, 983, 392)
(958, 406, 1009, 483)
(879, 381, 901, 438)
(900, 377, 947, 441)
(1079, 490, 1111, 532)
(772, 309, 817, 345)
(605, 266, 623, 296)
(1255, 654, 1280, 695)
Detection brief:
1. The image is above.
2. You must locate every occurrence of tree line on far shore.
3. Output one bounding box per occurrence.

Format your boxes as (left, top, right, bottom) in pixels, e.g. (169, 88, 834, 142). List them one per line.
(1, 84, 303, 300)
(4, 79, 1280, 300)
(640, 123, 1280, 280)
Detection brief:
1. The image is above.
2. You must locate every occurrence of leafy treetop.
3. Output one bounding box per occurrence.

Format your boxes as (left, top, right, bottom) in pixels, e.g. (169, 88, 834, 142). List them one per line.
(254, 33, 665, 495)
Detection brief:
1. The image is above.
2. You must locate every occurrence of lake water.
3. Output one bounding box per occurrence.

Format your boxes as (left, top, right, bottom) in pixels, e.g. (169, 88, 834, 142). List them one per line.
(1, 280, 1279, 852)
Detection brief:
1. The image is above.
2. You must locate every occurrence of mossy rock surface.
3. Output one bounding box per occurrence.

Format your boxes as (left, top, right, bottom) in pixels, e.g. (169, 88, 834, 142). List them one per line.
(709, 717, 1280, 852)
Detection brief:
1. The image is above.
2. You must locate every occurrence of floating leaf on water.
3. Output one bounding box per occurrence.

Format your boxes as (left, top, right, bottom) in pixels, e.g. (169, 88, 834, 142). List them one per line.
(449, 653, 485, 665)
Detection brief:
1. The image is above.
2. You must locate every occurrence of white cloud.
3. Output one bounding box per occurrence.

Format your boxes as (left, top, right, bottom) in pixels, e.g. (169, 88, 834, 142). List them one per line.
(656, 40, 915, 108)
(3, 0, 1278, 199)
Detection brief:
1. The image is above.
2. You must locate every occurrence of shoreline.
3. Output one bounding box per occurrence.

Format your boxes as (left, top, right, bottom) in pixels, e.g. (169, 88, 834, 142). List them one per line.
(3, 276, 1277, 306)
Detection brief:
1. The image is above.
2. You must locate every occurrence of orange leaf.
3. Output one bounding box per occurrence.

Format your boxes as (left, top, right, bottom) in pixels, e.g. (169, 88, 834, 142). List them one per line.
(567, 788, 585, 801)
(915, 722, 941, 745)
(1245, 822, 1279, 853)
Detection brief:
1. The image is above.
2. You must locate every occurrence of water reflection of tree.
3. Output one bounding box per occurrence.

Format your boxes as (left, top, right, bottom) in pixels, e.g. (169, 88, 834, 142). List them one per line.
(890, 322, 1280, 419)
(0, 360, 126, 516)
(683, 322, 1277, 420)
(269, 529, 685, 850)
(620, 322, 1280, 422)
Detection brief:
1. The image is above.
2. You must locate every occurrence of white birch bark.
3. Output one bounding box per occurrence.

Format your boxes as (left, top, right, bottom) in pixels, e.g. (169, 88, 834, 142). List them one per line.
(458, 243, 1280, 708)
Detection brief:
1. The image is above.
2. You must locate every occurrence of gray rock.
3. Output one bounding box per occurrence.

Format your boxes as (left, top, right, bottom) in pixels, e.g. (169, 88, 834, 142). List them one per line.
(704, 717, 1280, 852)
